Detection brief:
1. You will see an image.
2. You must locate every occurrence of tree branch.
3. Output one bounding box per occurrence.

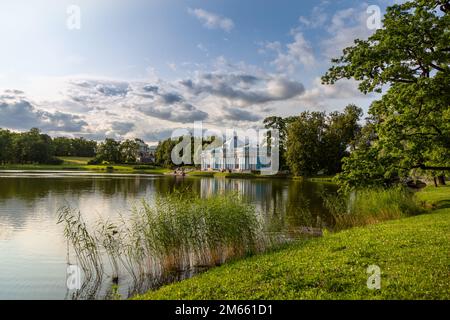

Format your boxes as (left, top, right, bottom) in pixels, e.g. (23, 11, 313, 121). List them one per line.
(412, 164, 450, 171)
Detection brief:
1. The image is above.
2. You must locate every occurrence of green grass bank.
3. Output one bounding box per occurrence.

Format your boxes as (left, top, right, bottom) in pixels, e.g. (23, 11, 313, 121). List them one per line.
(135, 186, 450, 300)
(0, 157, 171, 175)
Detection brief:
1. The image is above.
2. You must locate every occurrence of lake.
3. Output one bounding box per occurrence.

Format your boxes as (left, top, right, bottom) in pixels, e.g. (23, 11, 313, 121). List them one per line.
(0, 172, 337, 299)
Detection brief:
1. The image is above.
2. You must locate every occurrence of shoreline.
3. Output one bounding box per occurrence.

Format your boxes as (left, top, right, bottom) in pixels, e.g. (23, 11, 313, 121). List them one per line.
(135, 185, 450, 300)
(0, 165, 335, 182)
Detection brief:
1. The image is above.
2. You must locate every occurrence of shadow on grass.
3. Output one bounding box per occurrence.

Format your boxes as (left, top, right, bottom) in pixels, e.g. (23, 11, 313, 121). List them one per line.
(434, 200, 450, 210)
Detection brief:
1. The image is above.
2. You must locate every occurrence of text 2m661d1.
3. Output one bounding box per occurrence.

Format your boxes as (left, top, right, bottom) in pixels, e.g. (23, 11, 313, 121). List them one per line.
(219, 304, 272, 316)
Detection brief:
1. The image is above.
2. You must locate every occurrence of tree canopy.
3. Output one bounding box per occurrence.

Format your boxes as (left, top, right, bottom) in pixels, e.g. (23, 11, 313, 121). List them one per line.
(285, 105, 363, 177)
(323, 0, 450, 191)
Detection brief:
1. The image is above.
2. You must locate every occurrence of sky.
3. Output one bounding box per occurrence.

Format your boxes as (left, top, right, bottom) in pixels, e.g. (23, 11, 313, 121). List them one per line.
(0, 0, 401, 144)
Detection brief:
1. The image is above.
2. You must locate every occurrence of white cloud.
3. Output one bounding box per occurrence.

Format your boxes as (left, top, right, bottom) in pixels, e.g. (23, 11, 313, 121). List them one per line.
(298, 5, 328, 28)
(0, 91, 88, 133)
(180, 72, 304, 107)
(188, 8, 234, 32)
(167, 62, 177, 71)
(298, 77, 372, 109)
(321, 4, 376, 59)
(266, 32, 316, 74)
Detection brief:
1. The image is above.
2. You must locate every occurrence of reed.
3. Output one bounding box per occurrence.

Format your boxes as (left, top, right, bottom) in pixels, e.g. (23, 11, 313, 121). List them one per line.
(58, 191, 265, 296)
(57, 207, 103, 281)
(322, 187, 423, 230)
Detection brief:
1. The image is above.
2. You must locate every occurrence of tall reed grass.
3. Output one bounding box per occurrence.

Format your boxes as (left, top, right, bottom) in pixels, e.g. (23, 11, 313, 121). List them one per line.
(322, 187, 423, 230)
(57, 191, 265, 296)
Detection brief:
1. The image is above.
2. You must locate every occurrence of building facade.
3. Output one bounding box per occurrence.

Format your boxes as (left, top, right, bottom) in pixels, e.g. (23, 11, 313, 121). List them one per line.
(135, 139, 156, 163)
(200, 137, 269, 172)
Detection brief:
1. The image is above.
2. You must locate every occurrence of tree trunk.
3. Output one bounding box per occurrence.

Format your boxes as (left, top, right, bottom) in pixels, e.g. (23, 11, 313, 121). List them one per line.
(434, 176, 438, 187)
(438, 175, 447, 185)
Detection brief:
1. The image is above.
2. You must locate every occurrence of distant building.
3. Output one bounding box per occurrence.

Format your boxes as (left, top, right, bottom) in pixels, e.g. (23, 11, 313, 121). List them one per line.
(135, 139, 156, 163)
(200, 136, 270, 172)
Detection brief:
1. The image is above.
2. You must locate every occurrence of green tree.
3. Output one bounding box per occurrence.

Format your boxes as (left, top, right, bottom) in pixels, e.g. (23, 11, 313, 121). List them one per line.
(286, 111, 327, 176)
(263, 116, 298, 170)
(71, 138, 97, 157)
(285, 107, 362, 177)
(0, 129, 13, 164)
(53, 137, 97, 157)
(323, 0, 450, 190)
(53, 137, 73, 156)
(96, 138, 122, 164)
(12, 128, 58, 164)
(155, 138, 178, 168)
(324, 105, 363, 174)
(120, 139, 140, 163)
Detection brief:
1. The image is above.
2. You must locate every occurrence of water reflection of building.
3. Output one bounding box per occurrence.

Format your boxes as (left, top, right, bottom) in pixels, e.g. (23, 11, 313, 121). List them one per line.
(200, 177, 266, 198)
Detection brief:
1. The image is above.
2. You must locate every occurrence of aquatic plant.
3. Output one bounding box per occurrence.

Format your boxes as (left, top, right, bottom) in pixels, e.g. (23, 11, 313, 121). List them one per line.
(57, 207, 103, 282)
(322, 187, 423, 230)
(58, 191, 266, 297)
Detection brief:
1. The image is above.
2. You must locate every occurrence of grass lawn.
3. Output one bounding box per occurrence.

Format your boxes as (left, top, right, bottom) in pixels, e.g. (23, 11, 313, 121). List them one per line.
(135, 186, 450, 300)
(187, 171, 292, 179)
(59, 156, 93, 165)
(416, 185, 450, 209)
(187, 171, 216, 177)
(0, 157, 171, 175)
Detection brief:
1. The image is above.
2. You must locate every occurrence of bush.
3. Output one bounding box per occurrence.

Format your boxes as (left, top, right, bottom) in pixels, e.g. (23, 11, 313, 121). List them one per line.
(87, 157, 102, 165)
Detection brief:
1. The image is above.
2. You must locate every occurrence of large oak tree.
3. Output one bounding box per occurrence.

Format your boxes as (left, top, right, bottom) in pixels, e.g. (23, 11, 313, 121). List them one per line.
(323, 0, 450, 191)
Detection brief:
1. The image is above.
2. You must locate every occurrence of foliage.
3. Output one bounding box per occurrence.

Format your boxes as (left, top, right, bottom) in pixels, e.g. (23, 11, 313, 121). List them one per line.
(155, 138, 178, 167)
(119, 139, 140, 163)
(323, 0, 450, 190)
(0, 128, 62, 164)
(89, 138, 146, 164)
(285, 105, 362, 177)
(53, 137, 97, 157)
(263, 116, 298, 170)
(155, 136, 216, 168)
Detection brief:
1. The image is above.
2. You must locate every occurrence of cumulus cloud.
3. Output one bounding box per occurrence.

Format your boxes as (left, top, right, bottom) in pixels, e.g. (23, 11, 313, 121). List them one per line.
(298, 4, 328, 29)
(132, 83, 209, 123)
(138, 102, 208, 123)
(110, 121, 135, 135)
(0, 92, 87, 132)
(188, 8, 234, 32)
(221, 107, 261, 122)
(141, 128, 181, 142)
(298, 77, 371, 108)
(263, 32, 316, 74)
(321, 5, 376, 59)
(62, 78, 132, 112)
(180, 73, 304, 106)
(4, 58, 307, 141)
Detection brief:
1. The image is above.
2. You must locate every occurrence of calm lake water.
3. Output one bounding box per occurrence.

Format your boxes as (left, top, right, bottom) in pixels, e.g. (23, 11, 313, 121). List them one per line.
(0, 172, 337, 300)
